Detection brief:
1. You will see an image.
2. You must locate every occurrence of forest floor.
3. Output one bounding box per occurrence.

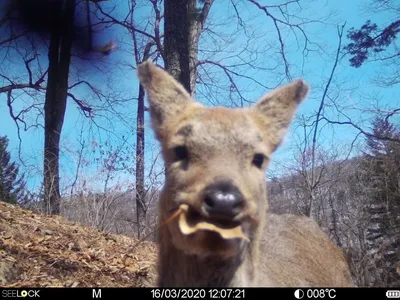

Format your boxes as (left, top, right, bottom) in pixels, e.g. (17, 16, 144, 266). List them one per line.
(0, 201, 157, 287)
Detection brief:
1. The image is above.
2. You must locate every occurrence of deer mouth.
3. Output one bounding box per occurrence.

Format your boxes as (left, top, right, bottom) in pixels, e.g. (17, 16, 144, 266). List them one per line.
(176, 204, 249, 242)
(187, 209, 242, 229)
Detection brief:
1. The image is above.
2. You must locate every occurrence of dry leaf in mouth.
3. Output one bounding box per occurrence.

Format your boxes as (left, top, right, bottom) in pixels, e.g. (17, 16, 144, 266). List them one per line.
(176, 204, 249, 242)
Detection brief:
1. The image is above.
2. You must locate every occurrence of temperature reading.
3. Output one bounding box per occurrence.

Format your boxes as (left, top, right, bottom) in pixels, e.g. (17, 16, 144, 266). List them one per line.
(306, 289, 336, 298)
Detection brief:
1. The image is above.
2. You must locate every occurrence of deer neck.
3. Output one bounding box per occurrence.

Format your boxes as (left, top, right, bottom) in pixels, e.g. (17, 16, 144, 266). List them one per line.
(157, 227, 257, 287)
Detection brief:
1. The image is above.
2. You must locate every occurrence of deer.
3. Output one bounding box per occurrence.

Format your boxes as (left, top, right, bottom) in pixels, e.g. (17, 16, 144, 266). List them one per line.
(136, 61, 354, 288)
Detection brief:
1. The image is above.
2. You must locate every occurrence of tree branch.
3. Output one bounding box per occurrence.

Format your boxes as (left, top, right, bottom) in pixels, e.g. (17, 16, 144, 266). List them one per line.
(67, 92, 93, 117)
(322, 117, 400, 143)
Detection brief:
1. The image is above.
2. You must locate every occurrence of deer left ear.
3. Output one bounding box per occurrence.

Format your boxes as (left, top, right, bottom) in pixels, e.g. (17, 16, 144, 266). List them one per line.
(137, 61, 200, 141)
(249, 79, 309, 150)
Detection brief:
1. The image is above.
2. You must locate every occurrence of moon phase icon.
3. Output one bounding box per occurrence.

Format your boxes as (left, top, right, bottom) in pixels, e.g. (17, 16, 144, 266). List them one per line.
(294, 289, 304, 299)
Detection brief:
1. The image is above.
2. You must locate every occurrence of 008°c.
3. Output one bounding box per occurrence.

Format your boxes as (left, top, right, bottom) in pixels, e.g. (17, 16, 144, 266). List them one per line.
(294, 289, 336, 299)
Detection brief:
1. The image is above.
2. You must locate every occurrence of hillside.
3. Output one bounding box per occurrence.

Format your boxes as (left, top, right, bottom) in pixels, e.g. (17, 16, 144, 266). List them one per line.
(0, 201, 157, 287)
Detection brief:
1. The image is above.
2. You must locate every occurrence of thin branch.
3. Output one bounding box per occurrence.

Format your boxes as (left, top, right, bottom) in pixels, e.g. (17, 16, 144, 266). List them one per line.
(0, 83, 45, 94)
(322, 117, 400, 144)
(311, 23, 346, 189)
(149, 0, 165, 61)
(248, 0, 291, 79)
(95, 2, 158, 43)
(198, 59, 274, 89)
(67, 92, 93, 117)
(6, 91, 24, 165)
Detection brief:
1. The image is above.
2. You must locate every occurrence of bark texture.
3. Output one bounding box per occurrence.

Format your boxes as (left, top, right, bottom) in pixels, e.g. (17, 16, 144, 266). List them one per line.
(44, 0, 75, 214)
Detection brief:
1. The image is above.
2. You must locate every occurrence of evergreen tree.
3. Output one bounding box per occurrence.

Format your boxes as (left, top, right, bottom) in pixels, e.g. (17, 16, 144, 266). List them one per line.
(0, 136, 27, 204)
(362, 117, 400, 287)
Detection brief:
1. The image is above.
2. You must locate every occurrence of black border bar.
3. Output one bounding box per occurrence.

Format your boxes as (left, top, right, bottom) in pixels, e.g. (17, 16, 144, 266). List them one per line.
(0, 287, 397, 299)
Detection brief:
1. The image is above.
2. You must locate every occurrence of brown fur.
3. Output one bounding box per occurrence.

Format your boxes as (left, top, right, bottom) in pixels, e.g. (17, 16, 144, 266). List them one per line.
(137, 61, 354, 287)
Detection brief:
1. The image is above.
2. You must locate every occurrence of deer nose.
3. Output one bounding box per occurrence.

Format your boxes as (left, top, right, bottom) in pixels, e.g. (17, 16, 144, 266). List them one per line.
(202, 181, 244, 220)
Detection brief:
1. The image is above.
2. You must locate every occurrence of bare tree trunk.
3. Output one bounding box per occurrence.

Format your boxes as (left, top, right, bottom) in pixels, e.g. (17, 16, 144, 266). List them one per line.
(135, 83, 145, 238)
(163, 0, 191, 93)
(188, 0, 200, 95)
(135, 42, 153, 238)
(44, 0, 75, 214)
(132, 0, 154, 238)
(188, 0, 213, 96)
(164, 0, 214, 94)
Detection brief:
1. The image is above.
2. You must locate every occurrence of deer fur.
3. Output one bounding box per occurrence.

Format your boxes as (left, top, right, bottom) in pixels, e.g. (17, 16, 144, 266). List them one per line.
(137, 61, 354, 287)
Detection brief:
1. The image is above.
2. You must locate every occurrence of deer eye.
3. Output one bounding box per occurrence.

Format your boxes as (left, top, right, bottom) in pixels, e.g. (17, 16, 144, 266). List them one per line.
(174, 146, 189, 161)
(252, 153, 265, 169)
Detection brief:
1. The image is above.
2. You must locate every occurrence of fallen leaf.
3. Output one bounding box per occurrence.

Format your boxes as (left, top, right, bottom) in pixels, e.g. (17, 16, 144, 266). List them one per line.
(42, 230, 54, 236)
(6, 256, 17, 262)
(177, 204, 249, 242)
(3, 234, 12, 239)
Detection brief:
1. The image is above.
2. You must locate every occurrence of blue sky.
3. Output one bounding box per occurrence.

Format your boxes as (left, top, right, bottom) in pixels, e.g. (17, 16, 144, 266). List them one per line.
(0, 0, 399, 194)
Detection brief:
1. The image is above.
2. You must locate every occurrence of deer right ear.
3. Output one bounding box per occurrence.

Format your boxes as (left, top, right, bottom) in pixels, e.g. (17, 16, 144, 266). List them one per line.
(137, 61, 199, 139)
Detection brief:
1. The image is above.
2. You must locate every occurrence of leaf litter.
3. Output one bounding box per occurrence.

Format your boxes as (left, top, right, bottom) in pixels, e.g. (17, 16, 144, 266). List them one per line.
(0, 201, 157, 287)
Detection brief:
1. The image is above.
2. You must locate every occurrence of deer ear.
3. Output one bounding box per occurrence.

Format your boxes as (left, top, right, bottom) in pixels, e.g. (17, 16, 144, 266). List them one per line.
(249, 79, 309, 151)
(137, 61, 199, 139)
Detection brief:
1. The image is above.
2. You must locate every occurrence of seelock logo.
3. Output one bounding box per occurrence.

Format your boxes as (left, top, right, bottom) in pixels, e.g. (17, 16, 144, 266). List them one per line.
(1, 289, 40, 298)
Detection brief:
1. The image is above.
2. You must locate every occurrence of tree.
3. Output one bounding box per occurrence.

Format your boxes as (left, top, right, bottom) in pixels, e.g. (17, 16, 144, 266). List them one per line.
(0, 136, 27, 204)
(164, 0, 213, 95)
(1, 0, 115, 214)
(344, 0, 400, 86)
(96, 0, 214, 237)
(42, 0, 77, 215)
(337, 1, 400, 144)
(322, 1, 400, 144)
(344, 20, 399, 68)
(94, 0, 162, 238)
(361, 116, 400, 287)
(2, 0, 341, 239)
